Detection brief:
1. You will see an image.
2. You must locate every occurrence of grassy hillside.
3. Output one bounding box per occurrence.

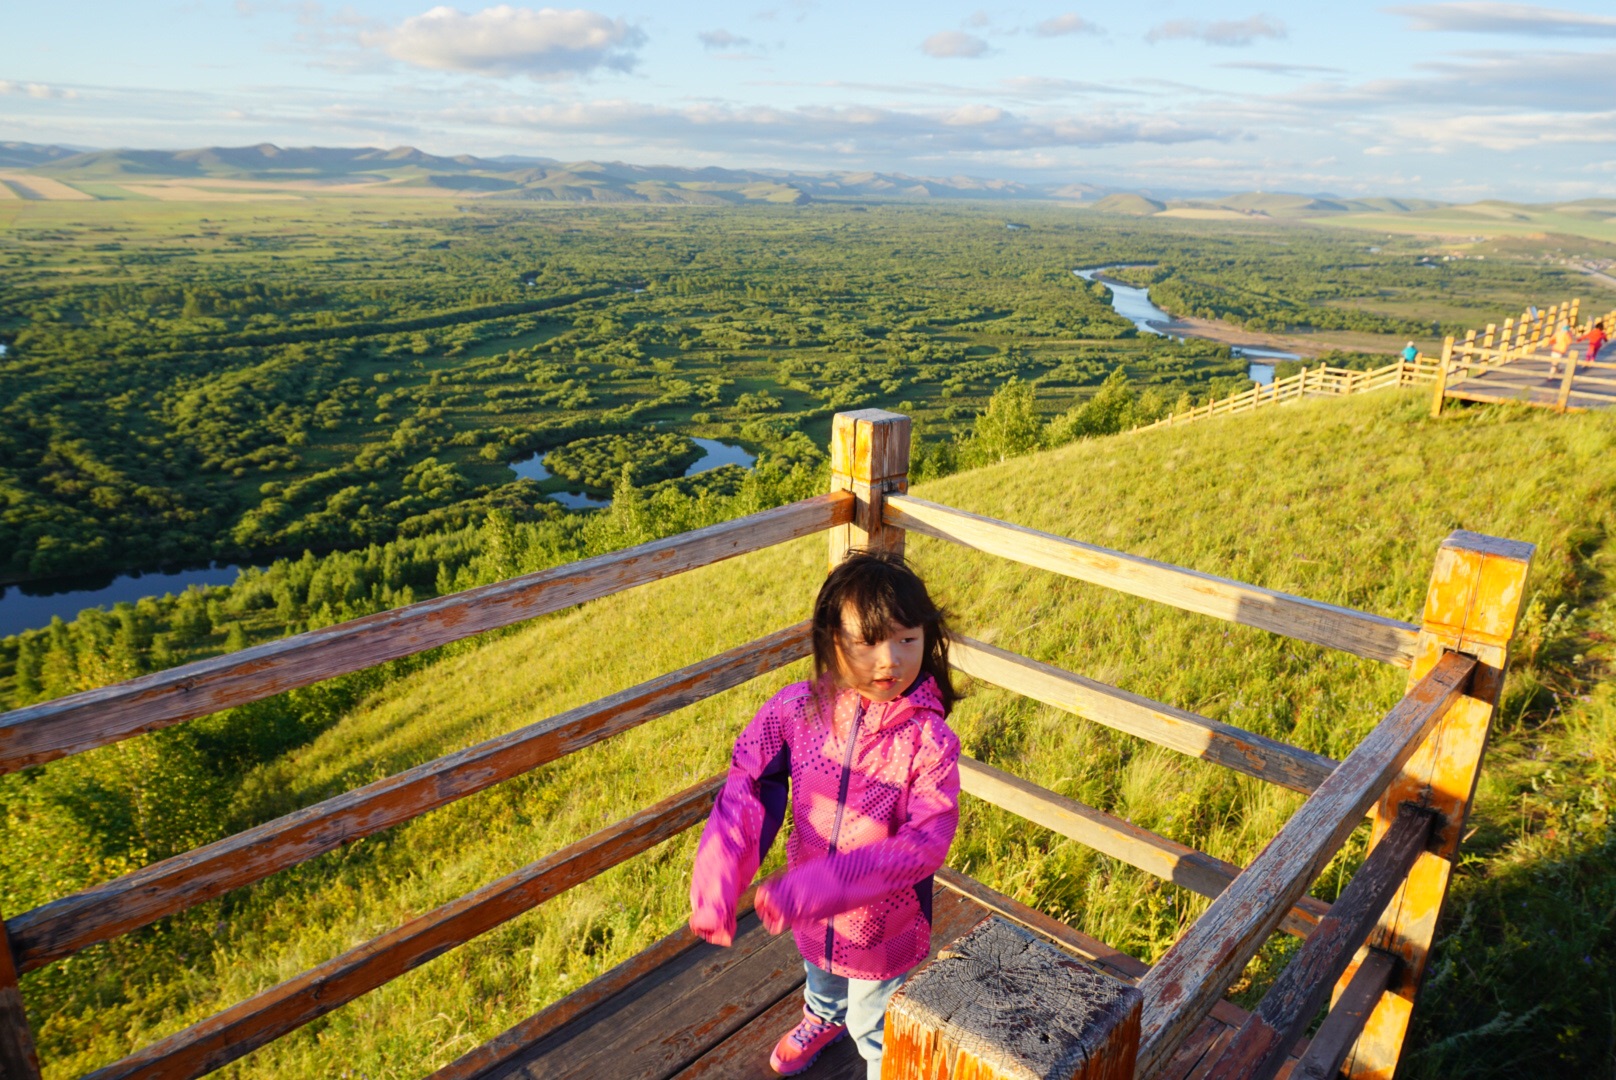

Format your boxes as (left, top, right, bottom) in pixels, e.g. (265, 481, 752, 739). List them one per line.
(15, 388, 1616, 1077)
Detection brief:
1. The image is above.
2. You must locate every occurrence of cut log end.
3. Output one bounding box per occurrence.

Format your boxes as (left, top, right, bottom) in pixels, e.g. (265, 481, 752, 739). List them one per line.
(884, 917, 1141, 1080)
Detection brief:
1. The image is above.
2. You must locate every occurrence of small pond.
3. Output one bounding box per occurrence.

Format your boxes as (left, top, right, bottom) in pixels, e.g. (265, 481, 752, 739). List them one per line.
(0, 561, 257, 638)
(507, 437, 756, 512)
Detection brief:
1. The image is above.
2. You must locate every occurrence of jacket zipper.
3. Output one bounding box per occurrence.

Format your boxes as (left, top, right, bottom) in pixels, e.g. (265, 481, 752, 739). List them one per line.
(823, 696, 867, 973)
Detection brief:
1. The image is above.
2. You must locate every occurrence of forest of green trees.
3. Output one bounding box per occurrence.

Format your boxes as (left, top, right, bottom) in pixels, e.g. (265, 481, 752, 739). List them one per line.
(2, 201, 1584, 594)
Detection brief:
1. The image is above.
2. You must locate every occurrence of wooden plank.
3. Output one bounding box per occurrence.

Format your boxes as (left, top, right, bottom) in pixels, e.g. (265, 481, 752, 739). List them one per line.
(952, 637, 1336, 794)
(0, 916, 41, 1080)
(1341, 531, 1533, 1080)
(885, 495, 1419, 667)
(499, 911, 805, 1080)
(429, 885, 760, 1080)
(1290, 951, 1396, 1080)
(9, 623, 811, 974)
(1198, 806, 1434, 1080)
(958, 757, 1331, 939)
(1159, 1019, 1234, 1080)
(78, 776, 724, 1080)
(827, 409, 909, 567)
(1132, 651, 1475, 1079)
(674, 888, 987, 1080)
(885, 917, 1143, 1080)
(0, 493, 851, 775)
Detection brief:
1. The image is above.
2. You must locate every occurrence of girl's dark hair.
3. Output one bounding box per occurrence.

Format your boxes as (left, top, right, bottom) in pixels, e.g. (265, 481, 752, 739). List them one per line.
(811, 550, 957, 716)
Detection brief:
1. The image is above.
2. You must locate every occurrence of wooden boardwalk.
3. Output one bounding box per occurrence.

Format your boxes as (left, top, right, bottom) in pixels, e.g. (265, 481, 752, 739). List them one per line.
(1444, 355, 1616, 411)
(431, 870, 1304, 1080)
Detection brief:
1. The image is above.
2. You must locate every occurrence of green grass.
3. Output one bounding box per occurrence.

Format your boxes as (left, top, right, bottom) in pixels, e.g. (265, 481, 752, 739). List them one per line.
(16, 388, 1616, 1076)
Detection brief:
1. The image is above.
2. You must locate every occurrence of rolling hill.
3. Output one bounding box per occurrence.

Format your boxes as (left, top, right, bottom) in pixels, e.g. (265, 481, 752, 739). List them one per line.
(17, 388, 1616, 1079)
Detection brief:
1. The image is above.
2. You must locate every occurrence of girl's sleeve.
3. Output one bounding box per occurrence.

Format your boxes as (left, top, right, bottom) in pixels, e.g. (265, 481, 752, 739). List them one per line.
(760, 714, 961, 923)
(688, 690, 795, 946)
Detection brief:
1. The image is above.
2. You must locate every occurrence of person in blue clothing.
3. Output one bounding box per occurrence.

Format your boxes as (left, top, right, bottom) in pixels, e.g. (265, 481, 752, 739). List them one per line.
(1402, 341, 1419, 364)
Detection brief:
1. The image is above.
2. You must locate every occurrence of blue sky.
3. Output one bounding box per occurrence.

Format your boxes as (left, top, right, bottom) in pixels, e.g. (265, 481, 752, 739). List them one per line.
(4, 1, 1615, 200)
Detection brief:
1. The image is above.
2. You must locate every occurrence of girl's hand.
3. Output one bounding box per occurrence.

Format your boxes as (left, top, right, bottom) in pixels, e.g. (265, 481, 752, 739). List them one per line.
(689, 908, 734, 947)
(755, 874, 793, 935)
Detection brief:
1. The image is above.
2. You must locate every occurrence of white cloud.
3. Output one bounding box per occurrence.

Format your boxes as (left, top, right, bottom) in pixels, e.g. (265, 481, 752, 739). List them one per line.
(699, 29, 755, 51)
(1220, 60, 1343, 75)
(1146, 15, 1287, 46)
(1034, 14, 1100, 37)
(922, 31, 990, 58)
(363, 6, 645, 78)
(1388, 3, 1616, 36)
(0, 81, 79, 100)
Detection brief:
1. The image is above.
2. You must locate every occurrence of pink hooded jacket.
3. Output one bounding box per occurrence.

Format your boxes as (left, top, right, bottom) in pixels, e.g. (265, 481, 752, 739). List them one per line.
(689, 675, 961, 981)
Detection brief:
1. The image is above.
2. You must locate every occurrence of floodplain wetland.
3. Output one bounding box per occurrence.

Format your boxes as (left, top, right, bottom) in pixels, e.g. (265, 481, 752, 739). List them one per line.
(4, 194, 1616, 1079)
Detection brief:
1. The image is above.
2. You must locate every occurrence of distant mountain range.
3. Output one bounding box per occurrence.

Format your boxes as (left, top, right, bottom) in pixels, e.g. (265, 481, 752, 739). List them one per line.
(3, 142, 1613, 227)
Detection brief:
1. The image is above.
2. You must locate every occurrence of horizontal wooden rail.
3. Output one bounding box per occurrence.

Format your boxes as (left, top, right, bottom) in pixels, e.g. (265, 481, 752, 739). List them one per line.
(951, 637, 1335, 793)
(10, 623, 810, 973)
(1199, 804, 1435, 1080)
(0, 491, 851, 775)
(958, 757, 1331, 938)
(79, 775, 723, 1080)
(1134, 651, 1475, 1078)
(887, 495, 1420, 667)
(1290, 949, 1397, 1080)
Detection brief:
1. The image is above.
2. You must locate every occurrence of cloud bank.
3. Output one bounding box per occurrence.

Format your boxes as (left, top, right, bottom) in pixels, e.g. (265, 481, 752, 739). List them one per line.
(1146, 15, 1288, 46)
(364, 6, 646, 78)
(922, 31, 990, 58)
(1388, 2, 1616, 37)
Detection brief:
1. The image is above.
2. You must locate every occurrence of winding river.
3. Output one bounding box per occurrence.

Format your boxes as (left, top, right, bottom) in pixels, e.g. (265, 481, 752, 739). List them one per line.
(1074, 267, 1298, 385)
(0, 438, 760, 638)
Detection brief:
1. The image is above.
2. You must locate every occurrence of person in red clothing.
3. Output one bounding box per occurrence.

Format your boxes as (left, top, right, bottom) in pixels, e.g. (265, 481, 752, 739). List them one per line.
(1584, 321, 1608, 368)
(689, 551, 961, 1078)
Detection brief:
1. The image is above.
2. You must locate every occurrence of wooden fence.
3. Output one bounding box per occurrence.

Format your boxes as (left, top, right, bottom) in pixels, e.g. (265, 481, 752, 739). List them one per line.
(1134, 358, 1442, 433)
(0, 409, 1533, 1080)
(1431, 299, 1616, 416)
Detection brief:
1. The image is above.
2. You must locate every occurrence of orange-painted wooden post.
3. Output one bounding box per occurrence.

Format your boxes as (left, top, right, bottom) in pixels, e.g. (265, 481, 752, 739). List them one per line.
(1457, 329, 1477, 381)
(884, 917, 1142, 1080)
(1338, 531, 1533, 1080)
(827, 409, 910, 569)
(0, 914, 42, 1080)
(1480, 323, 1496, 351)
(1428, 336, 1455, 418)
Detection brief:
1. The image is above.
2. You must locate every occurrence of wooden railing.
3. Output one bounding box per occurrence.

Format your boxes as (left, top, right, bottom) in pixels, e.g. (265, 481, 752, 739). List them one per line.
(1133, 358, 1441, 433)
(1431, 299, 1616, 415)
(0, 409, 1533, 1080)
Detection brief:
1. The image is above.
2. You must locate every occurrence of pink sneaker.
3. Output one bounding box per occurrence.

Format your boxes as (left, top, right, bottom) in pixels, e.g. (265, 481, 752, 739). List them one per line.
(769, 1005, 846, 1075)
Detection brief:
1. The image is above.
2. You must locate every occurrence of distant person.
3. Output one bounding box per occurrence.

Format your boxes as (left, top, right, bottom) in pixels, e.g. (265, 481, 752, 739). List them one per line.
(1583, 320, 1608, 367)
(1402, 341, 1419, 364)
(689, 551, 960, 1079)
(1550, 323, 1574, 376)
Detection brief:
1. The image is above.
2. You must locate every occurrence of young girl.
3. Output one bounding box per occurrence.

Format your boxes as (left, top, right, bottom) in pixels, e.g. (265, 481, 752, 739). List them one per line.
(689, 551, 961, 1079)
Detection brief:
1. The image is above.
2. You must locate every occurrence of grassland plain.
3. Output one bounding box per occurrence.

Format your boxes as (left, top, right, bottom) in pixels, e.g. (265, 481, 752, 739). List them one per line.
(10, 388, 1615, 1078)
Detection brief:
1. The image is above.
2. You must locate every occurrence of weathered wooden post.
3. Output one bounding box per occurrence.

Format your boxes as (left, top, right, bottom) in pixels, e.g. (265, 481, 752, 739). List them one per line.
(883, 918, 1142, 1080)
(1498, 317, 1515, 361)
(1480, 322, 1496, 350)
(1456, 329, 1477, 382)
(0, 915, 42, 1080)
(1555, 356, 1577, 413)
(828, 409, 910, 569)
(1337, 531, 1533, 1080)
(1428, 336, 1455, 418)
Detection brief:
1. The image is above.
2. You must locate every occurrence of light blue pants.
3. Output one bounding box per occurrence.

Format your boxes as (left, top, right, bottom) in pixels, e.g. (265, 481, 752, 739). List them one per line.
(803, 961, 907, 1080)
